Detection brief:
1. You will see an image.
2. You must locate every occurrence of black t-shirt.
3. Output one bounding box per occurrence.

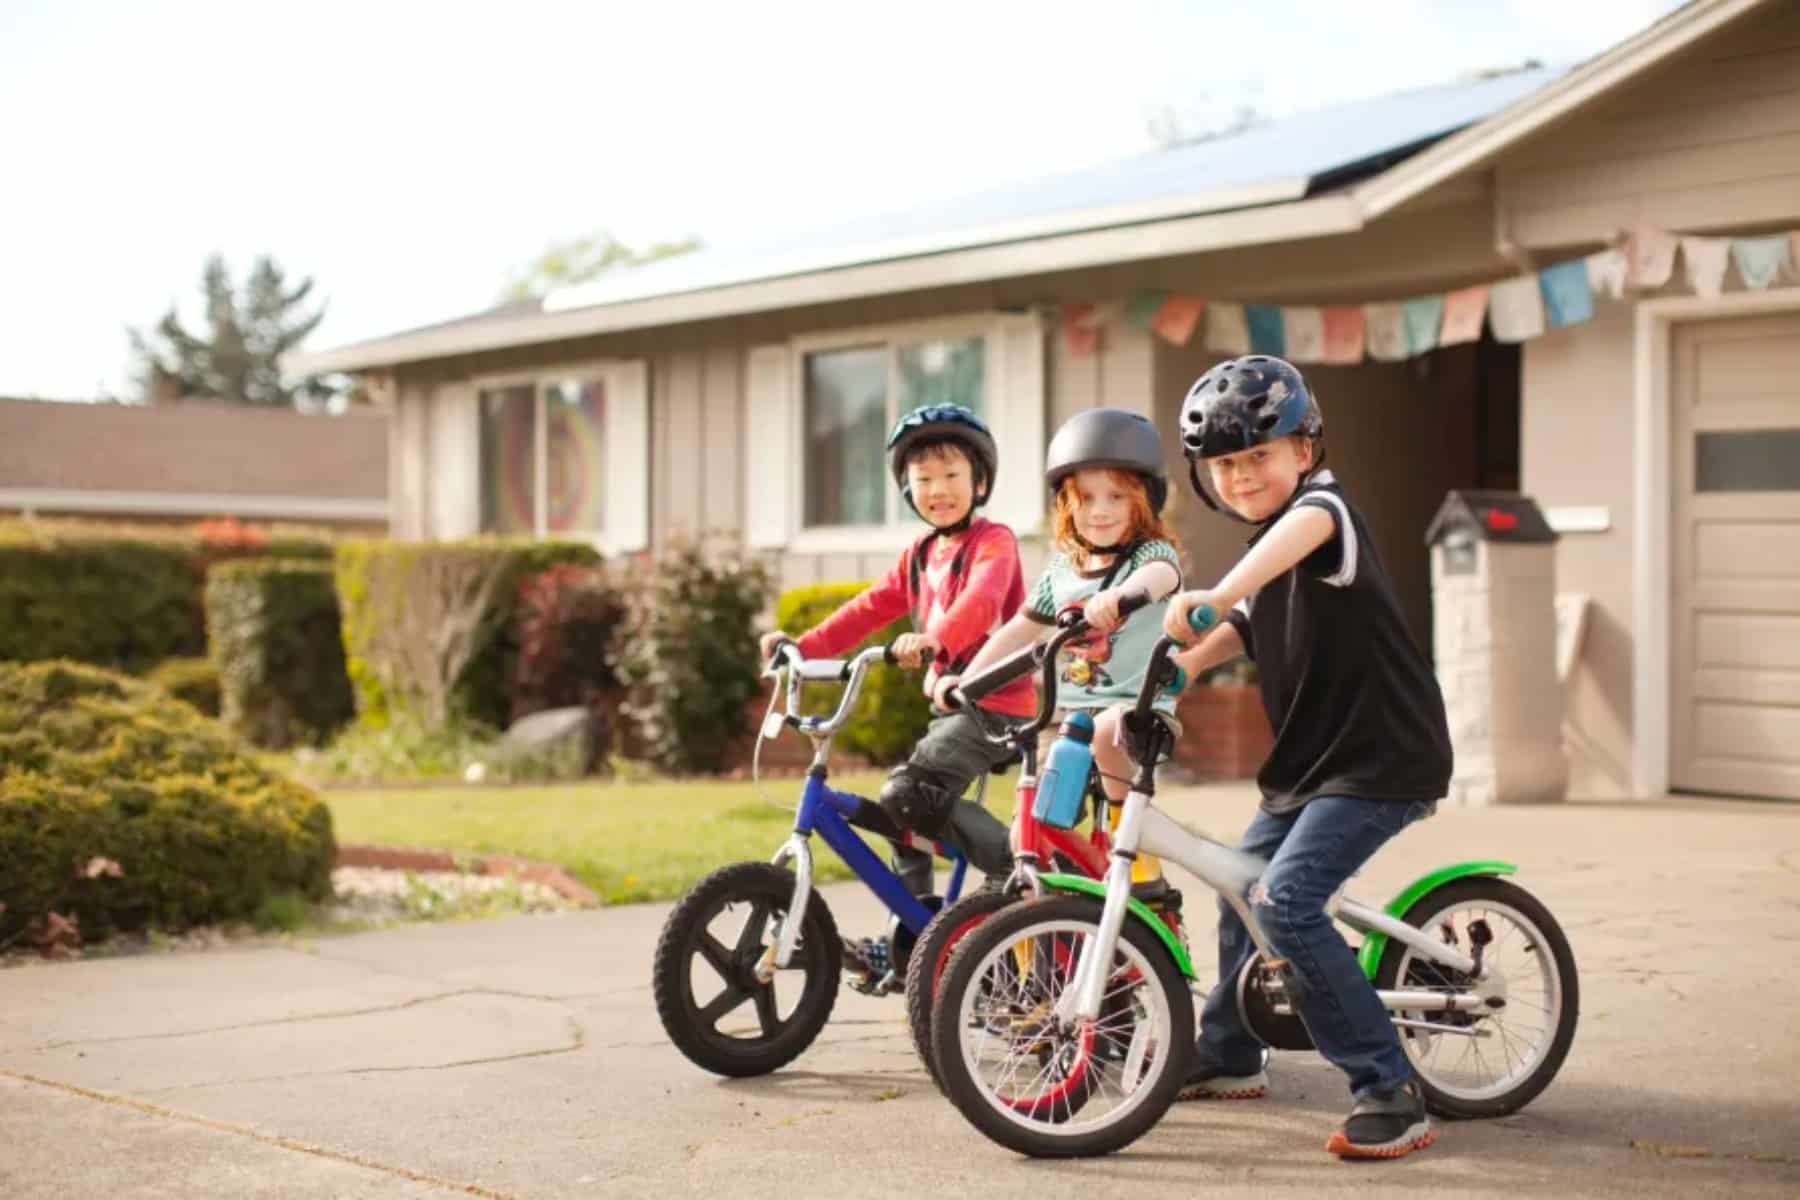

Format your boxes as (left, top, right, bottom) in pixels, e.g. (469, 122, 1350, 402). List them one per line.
(1224, 471, 1453, 814)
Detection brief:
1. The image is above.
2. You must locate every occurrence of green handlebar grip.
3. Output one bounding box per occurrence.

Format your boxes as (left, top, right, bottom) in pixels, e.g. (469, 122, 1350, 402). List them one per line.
(1188, 604, 1219, 633)
(1162, 665, 1188, 696)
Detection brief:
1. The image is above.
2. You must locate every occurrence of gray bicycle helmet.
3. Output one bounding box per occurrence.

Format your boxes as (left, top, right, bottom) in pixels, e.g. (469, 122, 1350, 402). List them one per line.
(1044, 408, 1169, 513)
(1178, 355, 1325, 521)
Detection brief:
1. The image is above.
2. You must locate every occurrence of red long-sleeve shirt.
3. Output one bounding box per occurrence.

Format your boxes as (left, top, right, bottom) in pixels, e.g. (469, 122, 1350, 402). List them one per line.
(794, 517, 1035, 718)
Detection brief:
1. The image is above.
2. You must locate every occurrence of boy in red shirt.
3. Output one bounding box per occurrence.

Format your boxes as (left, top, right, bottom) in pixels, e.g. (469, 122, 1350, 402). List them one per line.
(761, 405, 1032, 980)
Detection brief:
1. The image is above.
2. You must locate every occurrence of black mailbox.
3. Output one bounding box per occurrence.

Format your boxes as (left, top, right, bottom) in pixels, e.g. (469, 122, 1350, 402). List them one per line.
(1425, 492, 1557, 576)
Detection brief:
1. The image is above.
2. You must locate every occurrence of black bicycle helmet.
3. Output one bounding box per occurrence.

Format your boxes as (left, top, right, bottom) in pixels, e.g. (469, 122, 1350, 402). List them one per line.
(886, 404, 998, 523)
(1178, 355, 1325, 521)
(1044, 408, 1169, 513)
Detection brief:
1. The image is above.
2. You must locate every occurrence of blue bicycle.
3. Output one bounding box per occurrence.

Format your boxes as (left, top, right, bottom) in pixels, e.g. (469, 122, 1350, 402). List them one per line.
(653, 640, 987, 1076)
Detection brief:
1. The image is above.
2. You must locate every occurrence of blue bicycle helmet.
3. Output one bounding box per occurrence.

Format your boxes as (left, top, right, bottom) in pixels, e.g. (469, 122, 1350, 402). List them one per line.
(886, 404, 998, 519)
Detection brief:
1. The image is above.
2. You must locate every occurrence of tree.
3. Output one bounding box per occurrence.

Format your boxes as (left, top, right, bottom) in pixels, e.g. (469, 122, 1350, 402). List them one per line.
(501, 231, 701, 302)
(129, 254, 328, 407)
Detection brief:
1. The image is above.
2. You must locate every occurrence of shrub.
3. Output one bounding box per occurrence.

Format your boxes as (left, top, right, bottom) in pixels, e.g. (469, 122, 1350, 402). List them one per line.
(334, 539, 600, 729)
(0, 660, 335, 947)
(619, 537, 772, 774)
(146, 656, 222, 717)
(207, 560, 354, 748)
(773, 581, 933, 765)
(509, 563, 627, 722)
(0, 522, 207, 669)
(0, 519, 333, 672)
(308, 714, 590, 785)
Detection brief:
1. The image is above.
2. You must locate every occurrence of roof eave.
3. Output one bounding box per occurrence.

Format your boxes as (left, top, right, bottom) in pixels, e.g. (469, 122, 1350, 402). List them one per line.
(284, 189, 1357, 378)
(1351, 0, 1771, 222)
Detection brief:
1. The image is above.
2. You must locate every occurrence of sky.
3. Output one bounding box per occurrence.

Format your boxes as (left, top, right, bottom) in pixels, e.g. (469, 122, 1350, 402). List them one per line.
(2, 0, 1687, 400)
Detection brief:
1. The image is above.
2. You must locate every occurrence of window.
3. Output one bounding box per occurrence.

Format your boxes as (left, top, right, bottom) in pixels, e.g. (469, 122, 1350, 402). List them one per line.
(800, 335, 985, 528)
(479, 376, 607, 535)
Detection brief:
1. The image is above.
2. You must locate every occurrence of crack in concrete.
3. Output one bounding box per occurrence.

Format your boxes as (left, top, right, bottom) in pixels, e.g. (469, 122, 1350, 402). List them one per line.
(144, 1019, 587, 1096)
(0, 1068, 517, 1198)
(27, 986, 578, 1053)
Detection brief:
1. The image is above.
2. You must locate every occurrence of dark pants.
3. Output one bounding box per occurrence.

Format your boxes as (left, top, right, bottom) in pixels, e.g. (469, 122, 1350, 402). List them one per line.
(1197, 794, 1433, 1098)
(847, 710, 1022, 896)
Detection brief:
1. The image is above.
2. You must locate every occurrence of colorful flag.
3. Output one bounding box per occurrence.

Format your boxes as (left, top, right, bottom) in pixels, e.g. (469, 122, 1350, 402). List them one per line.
(1681, 236, 1731, 299)
(1320, 307, 1366, 364)
(1539, 260, 1594, 328)
(1204, 302, 1250, 354)
(1402, 295, 1446, 355)
(1151, 294, 1205, 346)
(1364, 302, 1408, 361)
(1730, 235, 1790, 291)
(1281, 307, 1325, 362)
(1245, 305, 1285, 355)
(1061, 303, 1101, 356)
(1438, 285, 1489, 347)
(1625, 226, 1678, 289)
(1125, 291, 1168, 332)
(1585, 248, 1628, 300)
(1488, 274, 1546, 343)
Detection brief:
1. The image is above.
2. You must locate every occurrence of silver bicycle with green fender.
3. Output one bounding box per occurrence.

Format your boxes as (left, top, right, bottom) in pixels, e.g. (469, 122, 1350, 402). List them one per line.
(928, 608, 1578, 1158)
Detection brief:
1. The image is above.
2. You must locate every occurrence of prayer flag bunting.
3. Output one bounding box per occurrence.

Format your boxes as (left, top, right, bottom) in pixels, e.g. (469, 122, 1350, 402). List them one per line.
(1151, 294, 1205, 346)
(1730, 235, 1790, 291)
(1539, 259, 1594, 328)
(1281, 306, 1325, 362)
(1320, 307, 1365, 364)
(1489, 274, 1545, 343)
(1438, 285, 1489, 347)
(1245, 305, 1285, 355)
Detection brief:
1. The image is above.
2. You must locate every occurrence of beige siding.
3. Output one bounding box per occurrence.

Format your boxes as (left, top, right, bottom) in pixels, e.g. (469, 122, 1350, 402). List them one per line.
(1520, 303, 1638, 798)
(701, 345, 742, 533)
(1496, 4, 1800, 249)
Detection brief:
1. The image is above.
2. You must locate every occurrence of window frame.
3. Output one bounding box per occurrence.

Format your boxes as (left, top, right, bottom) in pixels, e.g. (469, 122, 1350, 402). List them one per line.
(789, 313, 1003, 554)
(471, 358, 615, 545)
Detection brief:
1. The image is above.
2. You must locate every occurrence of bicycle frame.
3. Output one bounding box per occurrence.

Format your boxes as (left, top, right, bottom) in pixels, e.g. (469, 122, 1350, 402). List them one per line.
(1049, 642, 1499, 1029)
(759, 644, 970, 980)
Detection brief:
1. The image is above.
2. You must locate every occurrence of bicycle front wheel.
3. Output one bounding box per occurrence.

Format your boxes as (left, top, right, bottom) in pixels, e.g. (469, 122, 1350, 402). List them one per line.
(930, 894, 1192, 1158)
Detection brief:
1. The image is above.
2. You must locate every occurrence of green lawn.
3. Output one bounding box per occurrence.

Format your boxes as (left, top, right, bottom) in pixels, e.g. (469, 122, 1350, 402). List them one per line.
(323, 770, 1018, 905)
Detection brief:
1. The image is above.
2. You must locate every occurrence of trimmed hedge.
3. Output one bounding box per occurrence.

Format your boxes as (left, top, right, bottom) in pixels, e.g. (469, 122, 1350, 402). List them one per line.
(333, 538, 600, 728)
(146, 656, 222, 717)
(207, 560, 354, 747)
(0, 661, 335, 945)
(774, 581, 932, 765)
(0, 520, 332, 672)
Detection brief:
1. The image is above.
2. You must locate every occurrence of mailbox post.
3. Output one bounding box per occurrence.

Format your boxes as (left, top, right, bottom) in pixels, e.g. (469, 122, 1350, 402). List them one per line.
(1424, 491, 1568, 806)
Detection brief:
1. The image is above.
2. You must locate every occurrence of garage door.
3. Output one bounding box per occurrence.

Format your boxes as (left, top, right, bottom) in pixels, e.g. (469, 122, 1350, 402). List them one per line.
(1670, 311, 1800, 801)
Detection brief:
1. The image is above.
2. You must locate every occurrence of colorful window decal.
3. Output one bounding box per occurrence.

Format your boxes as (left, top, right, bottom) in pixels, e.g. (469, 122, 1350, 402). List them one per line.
(545, 380, 605, 532)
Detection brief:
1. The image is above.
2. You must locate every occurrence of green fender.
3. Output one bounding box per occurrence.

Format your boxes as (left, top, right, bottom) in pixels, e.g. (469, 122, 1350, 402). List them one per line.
(1355, 860, 1518, 980)
(1037, 872, 1196, 979)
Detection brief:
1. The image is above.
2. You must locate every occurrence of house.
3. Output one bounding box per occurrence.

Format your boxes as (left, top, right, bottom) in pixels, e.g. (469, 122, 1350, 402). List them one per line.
(287, 0, 1800, 803)
(0, 398, 389, 531)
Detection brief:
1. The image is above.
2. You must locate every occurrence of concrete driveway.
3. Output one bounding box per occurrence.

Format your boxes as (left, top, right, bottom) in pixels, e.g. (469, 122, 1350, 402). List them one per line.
(3, 785, 1797, 1198)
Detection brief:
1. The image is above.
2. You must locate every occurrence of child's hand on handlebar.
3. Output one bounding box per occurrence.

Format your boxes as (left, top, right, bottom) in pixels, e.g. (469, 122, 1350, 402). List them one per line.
(1164, 589, 1224, 643)
(1082, 587, 1138, 634)
(890, 632, 941, 670)
(759, 631, 791, 662)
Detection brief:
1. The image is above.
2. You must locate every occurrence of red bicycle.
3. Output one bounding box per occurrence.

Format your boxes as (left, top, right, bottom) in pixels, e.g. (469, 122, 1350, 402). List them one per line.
(902, 601, 1185, 1091)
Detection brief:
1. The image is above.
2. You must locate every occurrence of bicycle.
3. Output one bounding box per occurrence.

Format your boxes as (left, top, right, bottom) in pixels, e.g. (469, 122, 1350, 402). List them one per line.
(928, 603, 1580, 1157)
(650, 638, 981, 1075)
(901, 604, 1187, 1091)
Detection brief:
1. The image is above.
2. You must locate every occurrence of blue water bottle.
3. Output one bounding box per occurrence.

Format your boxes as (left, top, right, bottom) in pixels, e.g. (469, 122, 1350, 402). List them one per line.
(1034, 711, 1096, 830)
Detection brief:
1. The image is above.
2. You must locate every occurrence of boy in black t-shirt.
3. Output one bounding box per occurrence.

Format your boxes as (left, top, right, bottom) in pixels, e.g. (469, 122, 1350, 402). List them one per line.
(1162, 355, 1453, 1162)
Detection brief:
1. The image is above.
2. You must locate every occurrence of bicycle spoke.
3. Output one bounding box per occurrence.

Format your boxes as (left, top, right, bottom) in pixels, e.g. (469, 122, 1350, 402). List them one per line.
(696, 932, 733, 981)
(734, 901, 773, 958)
(699, 984, 752, 1027)
(753, 983, 780, 1037)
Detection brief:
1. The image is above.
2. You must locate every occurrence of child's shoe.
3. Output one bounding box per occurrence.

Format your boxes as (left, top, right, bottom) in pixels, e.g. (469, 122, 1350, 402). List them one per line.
(1325, 1080, 1434, 1160)
(1175, 1061, 1269, 1101)
(841, 935, 894, 994)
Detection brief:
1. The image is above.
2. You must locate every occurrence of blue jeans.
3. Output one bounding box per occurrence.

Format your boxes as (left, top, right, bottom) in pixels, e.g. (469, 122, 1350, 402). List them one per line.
(1196, 794, 1433, 1098)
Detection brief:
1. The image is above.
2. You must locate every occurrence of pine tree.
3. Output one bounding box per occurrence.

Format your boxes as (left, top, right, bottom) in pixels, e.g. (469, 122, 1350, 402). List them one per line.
(130, 254, 327, 406)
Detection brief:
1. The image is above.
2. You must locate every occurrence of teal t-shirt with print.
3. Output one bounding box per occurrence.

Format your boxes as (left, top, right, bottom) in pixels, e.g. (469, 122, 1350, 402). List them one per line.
(1026, 540, 1182, 714)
